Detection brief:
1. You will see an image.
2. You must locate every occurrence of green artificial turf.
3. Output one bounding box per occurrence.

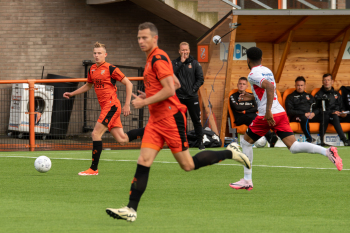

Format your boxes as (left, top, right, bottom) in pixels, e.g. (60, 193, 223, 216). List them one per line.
(0, 147, 349, 233)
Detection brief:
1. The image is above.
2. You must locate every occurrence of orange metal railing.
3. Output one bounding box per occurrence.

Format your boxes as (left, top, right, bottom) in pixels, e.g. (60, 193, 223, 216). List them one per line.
(0, 77, 143, 151)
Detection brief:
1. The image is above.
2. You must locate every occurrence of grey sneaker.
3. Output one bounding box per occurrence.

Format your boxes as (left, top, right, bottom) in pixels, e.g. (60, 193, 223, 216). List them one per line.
(106, 206, 137, 222)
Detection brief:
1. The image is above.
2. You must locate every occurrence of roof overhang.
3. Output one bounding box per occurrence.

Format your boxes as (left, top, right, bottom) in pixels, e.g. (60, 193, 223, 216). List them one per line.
(198, 10, 350, 44)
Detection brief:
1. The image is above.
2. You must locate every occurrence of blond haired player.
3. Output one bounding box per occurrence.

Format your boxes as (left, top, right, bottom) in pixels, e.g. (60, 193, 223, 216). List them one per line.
(63, 42, 144, 176)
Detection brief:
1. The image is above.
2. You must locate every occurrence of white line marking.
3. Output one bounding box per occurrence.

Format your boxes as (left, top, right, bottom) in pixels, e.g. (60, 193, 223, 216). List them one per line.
(0, 155, 348, 171)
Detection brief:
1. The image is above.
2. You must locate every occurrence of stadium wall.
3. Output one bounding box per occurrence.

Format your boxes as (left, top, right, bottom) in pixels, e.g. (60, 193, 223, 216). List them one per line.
(0, 0, 198, 135)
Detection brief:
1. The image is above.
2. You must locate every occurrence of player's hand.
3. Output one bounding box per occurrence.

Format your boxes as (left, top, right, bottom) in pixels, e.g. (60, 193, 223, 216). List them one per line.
(122, 104, 130, 116)
(332, 111, 341, 116)
(263, 110, 275, 126)
(63, 92, 73, 99)
(309, 112, 315, 119)
(340, 112, 347, 118)
(180, 52, 188, 63)
(238, 92, 254, 102)
(137, 90, 146, 99)
(132, 93, 146, 109)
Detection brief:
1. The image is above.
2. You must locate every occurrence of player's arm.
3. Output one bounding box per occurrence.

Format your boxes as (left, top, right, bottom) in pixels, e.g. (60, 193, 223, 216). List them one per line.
(120, 77, 133, 116)
(238, 92, 254, 102)
(132, 75, 175, 109)
(261, 79, 275, 126)
(63, 83, 93, 99)
(173, 74, 181, 90)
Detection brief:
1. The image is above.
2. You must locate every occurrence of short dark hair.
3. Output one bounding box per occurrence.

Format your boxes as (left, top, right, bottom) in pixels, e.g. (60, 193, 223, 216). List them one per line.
(246, 47, 262, 62)
(322, 73, 333, 80)
(238, 77, 248, 82)
(138, 22, 158, 36)
(295, 76, 306, 83)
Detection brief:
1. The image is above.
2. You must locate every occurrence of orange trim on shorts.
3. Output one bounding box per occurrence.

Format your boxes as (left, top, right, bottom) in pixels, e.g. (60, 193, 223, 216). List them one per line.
(141, 143, 161, 152)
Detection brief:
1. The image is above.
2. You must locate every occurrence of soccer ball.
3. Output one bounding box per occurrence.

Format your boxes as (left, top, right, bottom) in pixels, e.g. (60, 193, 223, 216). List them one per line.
(227, 142, 242, 152)
(254, 136, 267, 148)
(34, 156, 51, 173)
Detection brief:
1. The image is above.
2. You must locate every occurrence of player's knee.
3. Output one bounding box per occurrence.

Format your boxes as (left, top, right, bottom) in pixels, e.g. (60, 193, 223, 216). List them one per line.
(180, 164, 194, 172)
(91, 131, 101, 140)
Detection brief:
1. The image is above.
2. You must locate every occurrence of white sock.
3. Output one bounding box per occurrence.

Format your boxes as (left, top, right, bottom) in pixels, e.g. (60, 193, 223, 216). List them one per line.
(241, 138, 254, 180)
(289, 141, 327, 156)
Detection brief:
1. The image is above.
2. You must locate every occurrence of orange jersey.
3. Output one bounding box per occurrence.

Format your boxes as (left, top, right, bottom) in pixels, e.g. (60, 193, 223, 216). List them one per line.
(143, 47, 187, 122)
(87, 62, 125, 107)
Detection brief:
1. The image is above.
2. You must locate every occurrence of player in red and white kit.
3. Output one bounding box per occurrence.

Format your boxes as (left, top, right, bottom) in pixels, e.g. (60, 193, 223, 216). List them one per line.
(63, 42, 144, 176)
(105, 22, 251, 222)
(230, 47, 343, 191)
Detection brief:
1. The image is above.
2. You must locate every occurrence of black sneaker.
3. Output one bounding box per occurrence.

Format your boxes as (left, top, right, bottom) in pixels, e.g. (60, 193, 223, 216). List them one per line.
(199, 141, 205, 150)
(307, 138, 316, 143)
(320, 142, 332, 147)
(269, 133, 278, 148)
(343, 140, 350, 146)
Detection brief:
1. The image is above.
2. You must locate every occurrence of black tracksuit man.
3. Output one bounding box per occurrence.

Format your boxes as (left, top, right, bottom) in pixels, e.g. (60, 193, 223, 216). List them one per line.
(285, 90, 319, 142)
(314, 86, 349, 145)
(172, 55, 204, 147)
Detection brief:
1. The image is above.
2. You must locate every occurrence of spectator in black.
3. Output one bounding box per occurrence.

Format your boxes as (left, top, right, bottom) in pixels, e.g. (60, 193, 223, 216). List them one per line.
(285, 76, 318, 143)
(172, 42, 205, 150)
(230, 77, 278, 147)
(314, 73, 350, 146)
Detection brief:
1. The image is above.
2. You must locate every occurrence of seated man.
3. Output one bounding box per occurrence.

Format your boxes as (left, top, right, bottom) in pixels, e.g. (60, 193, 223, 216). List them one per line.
(314, 73, 350, 146)
(285, 76, 318, 143)
(229, 77, 278, 147)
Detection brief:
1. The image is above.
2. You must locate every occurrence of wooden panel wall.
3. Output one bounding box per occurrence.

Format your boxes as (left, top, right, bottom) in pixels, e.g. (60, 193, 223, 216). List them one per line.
(202, 41, 350, 132)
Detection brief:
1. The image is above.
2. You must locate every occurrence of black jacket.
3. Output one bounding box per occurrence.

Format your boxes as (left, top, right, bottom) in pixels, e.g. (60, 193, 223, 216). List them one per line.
(285, 90, 319, 116)
(314, 86, 343, 112)
(229, 92, 257, 122)
(172, 55, 204, 99)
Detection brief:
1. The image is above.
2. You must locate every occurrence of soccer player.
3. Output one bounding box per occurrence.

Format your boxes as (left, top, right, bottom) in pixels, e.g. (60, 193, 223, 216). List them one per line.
(63, 42, 144, 176)
(229, 47, 343, 191)
(105, 22, 251, 222)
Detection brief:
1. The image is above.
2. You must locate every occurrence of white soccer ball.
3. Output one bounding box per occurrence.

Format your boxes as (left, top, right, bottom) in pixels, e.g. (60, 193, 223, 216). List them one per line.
(34, 156, 52, 173)
(213, 35, 222, 44)
(254, 136, 267, 148)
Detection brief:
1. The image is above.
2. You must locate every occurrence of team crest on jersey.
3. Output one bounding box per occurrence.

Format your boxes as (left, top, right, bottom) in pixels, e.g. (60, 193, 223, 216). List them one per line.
(306, 95, 310, 100)
(92, 69, 95, 72)
(250, 73, 253, 75)
(101, 70, 105, 75)
(335, 95, 338, 99)
(156, 55, 161, 59)
(188, 63, 192, 68)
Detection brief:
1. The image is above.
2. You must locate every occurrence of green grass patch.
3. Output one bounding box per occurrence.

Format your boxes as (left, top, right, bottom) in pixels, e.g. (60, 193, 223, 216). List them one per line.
(1, 147, 349, 233)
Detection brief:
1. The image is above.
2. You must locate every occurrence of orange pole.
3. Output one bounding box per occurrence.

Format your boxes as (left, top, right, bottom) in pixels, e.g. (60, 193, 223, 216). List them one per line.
(0, 77, 143, 84)
(28, 80, 36, 151)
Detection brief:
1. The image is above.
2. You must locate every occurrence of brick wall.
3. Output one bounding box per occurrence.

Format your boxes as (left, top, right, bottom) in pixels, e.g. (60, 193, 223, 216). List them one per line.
(338, 0, 346, 9)
(0, 0, 197, 81)
(196, 0, 232, 20)
(0, 0, 198, 136)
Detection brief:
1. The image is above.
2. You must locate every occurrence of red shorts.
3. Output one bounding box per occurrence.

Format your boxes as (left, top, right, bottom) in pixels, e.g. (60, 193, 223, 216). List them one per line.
(141, 111, 189, 153)
(97, 100, 122, 131)
(249, 112, 293, 137)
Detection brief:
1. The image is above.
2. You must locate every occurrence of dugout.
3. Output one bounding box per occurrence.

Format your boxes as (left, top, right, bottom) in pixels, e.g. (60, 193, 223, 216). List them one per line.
(196, 10, 350, 145)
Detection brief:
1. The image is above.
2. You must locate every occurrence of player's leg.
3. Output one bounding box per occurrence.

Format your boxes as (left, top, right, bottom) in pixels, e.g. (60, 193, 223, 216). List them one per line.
(277, 114, 343, 171)
(78, 122, 108, 175)
(230, 116, 269, 191)
(110, 127, 145, 145)
(106, 124, 163, 222)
